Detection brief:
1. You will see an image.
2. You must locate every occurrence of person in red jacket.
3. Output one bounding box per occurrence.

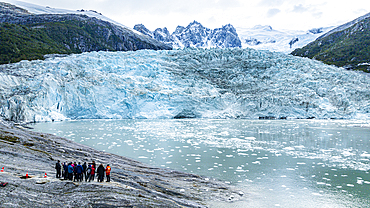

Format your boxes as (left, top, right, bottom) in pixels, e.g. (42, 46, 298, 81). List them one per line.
(89, 165, 95, 182)
(105, 164, 111, 182)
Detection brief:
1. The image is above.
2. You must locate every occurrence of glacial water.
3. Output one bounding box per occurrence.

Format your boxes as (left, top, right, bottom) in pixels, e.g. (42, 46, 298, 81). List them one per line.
(32, 119, 370, 207)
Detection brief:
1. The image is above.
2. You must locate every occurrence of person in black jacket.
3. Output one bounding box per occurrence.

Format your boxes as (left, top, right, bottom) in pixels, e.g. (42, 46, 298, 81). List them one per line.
(73, 162, 78, 182)
(82, 162, 87, 181)
(63, 162, 68, 180)
(97, 164, 105, 182)
(55, 160, 62, 178)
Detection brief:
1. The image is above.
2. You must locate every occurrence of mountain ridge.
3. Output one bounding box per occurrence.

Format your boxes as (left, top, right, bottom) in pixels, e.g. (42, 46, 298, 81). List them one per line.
(135, 22, 333, 53)
(0, 2, 171, 64)
(134, 21, 242, 49)
(291, 12, 370, 71)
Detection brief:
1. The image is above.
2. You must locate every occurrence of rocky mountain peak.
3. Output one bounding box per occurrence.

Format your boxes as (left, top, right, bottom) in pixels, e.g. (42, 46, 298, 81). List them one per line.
(133, 24, 153, 37)
(174, 25, 185, 34)
(134, 21, 241, 49)
(153, 27, 172, 42)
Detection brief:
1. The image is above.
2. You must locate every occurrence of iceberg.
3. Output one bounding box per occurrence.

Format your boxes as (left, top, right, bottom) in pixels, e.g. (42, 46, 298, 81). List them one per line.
(1, 48, 370, 122)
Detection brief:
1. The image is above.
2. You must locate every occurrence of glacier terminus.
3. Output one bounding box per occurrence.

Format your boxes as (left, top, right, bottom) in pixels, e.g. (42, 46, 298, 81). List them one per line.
(1, 48, 370, 123)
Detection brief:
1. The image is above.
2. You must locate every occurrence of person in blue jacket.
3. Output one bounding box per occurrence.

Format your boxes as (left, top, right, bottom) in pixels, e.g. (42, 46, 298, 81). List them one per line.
(67, 163, 74, 180)
(76, 162, 84, 182)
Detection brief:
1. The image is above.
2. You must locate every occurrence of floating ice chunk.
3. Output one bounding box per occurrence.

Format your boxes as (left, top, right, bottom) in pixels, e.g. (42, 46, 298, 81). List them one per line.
(360, 153, 370, 158)
(347, 184, 355, 187)
(294, 145, 305, 149)
(341, 151, 354, 157)
(244, 137, 256, 140)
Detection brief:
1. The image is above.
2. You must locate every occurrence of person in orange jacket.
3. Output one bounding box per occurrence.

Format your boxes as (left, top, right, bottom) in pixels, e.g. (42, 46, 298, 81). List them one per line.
(105, 164, 111, 182)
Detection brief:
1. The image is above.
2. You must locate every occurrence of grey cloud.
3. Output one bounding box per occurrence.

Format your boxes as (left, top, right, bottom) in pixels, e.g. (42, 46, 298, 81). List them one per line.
(292, 4, 309, 13)
(291, 3, 324, 19)
(266, 8, 280, 18)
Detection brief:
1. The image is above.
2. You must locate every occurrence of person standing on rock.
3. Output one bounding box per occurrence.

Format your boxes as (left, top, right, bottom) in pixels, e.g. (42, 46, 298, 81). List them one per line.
(55, 160, 62, 178)
(92, 161, 96, 169)
(97, 163, 105, 182)
(76, 162, 83, 182)
(68, 162, 74, 180)
(82, 162, 87, 181)
(89, 165, 95, 182)
(73, 162, 78, 182)
(86, 165, 92, 182)
(105, 164, 111, 182)
(63, 162, 68, 180)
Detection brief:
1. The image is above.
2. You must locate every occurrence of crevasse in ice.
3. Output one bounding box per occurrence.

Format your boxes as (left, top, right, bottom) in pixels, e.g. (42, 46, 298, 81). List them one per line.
(1, 48, 370, 122)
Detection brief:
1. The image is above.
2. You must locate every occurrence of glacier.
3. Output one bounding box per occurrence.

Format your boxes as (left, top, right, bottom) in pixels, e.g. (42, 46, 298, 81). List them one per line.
(1, 48, 370, 122)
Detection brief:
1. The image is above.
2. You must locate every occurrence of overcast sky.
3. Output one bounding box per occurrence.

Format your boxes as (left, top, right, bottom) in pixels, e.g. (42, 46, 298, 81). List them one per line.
(12, 0, 370, 32)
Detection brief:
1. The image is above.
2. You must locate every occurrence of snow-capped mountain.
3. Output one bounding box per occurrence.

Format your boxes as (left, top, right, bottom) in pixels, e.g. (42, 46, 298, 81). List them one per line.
(1, 1, 171, 64)
(134, 21, 242, 49)
(135, 21, 333, 53)
(2, 48, 370, 123)
(236, 25, 334, 53)
(292, 12, 370, 71)
(4, 0, 148, 37)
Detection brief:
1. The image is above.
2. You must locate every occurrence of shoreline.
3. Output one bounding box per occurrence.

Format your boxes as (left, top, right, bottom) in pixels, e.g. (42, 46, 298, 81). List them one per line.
(0, 118, 243, 207)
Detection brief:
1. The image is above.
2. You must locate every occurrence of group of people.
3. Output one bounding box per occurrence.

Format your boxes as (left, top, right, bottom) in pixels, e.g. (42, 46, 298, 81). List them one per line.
(55, 160, 111, 183)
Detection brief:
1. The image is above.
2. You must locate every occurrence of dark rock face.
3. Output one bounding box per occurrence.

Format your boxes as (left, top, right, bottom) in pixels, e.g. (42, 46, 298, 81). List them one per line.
(0, 118, 243, 207)
(134, 21, 242, 49)
(308, 28, 324, 34)
(289, 37, 299, 48)
(245, 38, 262, 46)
